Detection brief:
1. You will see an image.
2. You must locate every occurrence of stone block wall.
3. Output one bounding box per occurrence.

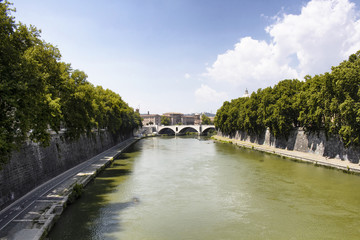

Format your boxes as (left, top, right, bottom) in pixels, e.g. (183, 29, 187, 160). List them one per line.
(0, 131, 130, 210)
(219, 128, 360, 164)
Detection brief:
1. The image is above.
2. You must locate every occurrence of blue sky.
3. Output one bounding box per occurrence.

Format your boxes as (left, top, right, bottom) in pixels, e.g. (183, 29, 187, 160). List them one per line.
(12, 0, 360, 114)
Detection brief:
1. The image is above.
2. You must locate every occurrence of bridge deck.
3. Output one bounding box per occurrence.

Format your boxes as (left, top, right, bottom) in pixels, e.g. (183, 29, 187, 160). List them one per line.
(156, 125, 215, 135)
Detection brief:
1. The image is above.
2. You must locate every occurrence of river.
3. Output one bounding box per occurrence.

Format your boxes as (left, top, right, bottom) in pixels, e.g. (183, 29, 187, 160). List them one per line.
(48, 136, 360, 239)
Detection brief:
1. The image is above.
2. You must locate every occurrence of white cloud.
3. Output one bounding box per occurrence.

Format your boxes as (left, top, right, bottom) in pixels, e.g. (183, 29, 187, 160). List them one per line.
(204, 0, 360, 90)
(184, 73, 191, 79)
(205, 37, 299, 87)
(195, 84, 228, 103)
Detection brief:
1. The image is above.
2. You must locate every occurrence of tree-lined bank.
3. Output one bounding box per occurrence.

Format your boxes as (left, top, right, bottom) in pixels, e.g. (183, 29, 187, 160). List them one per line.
(215, 51, 360, 148)
(0, 1, 141, 166)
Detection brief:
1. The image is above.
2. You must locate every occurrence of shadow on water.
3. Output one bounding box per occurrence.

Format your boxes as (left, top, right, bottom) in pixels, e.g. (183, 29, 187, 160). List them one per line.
(97, 198, 141, 240)
(110, 162, 128, 167)
(48, 141, 143, 240)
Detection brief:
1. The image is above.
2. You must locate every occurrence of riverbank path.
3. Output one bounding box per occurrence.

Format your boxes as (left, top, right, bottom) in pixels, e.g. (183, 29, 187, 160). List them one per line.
(0, 137, 138, 240)
(213, 135, 360, 173)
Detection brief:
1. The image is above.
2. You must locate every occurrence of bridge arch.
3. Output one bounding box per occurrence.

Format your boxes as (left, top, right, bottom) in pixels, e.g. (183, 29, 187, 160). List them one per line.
(156, 125, 214, 135)
(158, 127, 176, 135)
(178, 126, 199, 134)
(201, 126, 216, 135)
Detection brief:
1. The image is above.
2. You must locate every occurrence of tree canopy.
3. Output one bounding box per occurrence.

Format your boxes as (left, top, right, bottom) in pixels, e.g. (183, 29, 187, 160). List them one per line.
(161, 116, 170, 126)
(201, 114, 212, 125)
(215, 51, 360, 147)
(0, 1, 142, 166)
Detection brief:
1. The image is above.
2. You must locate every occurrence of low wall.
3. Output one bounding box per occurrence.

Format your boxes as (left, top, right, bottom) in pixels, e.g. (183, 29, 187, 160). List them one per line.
(0, 131, 130, 210)
(218, 128, 360, 164)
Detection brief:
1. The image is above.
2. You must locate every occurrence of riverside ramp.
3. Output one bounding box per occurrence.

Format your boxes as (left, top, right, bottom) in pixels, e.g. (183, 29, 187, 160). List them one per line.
(0, 137, 139, 240)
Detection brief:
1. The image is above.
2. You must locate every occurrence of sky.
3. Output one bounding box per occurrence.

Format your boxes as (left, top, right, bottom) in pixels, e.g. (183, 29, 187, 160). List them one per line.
(11, 0, 360, 114)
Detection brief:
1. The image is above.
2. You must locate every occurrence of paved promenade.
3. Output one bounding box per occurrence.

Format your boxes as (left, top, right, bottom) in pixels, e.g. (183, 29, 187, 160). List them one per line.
(0, 137, 138, 240)
(213, 135, 360, 173)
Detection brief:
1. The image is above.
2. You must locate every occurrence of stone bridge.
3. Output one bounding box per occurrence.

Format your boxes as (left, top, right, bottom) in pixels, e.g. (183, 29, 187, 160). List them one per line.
(157, 125, 215, 135)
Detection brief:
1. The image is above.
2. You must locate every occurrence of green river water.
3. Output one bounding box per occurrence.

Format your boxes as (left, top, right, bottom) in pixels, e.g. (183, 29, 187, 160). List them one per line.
(48, 136, 360, 240)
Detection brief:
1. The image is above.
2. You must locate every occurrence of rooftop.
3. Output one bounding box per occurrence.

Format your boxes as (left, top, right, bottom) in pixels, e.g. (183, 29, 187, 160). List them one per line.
(163, 112, 183, 115)
(140, 114, 160, 117)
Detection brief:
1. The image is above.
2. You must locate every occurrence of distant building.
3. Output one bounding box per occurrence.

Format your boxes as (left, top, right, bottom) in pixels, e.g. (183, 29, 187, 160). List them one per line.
(141, 112, 161, 125)
(242, 89, 250, 98)
(163, 112, 183, 125)
(181, 115, 195, 125)
(141, 112, 211, 126)
(194, 114, 201, 125)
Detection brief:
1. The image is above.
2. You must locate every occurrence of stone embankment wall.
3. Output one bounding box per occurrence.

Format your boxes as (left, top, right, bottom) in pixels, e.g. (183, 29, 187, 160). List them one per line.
(0, 131, 130, 210)
(218, 128, 360, 164)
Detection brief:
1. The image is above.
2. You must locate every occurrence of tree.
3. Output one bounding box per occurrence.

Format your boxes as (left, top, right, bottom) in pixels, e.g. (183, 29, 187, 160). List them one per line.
(201, 114, 212, 125)
(0, 2, 56, 164)
(264, 79, 303, 137)
(161, 116, 170, 126)
(215, 50, 360, 148)
(0, 1, 142, 167)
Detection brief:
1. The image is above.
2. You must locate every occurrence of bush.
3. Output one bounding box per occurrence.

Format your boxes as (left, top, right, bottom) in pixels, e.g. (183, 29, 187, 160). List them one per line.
(67, 183, 83, 204)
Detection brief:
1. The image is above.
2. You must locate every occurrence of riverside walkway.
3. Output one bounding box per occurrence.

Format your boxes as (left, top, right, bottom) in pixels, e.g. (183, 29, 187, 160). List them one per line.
(213, 135, 360, 173)
(0, 137, 138, 240)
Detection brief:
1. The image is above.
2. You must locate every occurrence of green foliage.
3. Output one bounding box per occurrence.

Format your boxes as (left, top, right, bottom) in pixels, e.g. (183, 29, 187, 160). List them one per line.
(0, 1, 141, 167)
(161, 116, 170, 126)
(201, 114, 212, 125)
(264, 79, 303, 137)
(67, 183, 83, 204)
(215, 50, 360, 147)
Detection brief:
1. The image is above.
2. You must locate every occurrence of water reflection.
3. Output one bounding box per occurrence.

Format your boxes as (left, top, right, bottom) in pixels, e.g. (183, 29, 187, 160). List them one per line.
(49, 144, 142, 240)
